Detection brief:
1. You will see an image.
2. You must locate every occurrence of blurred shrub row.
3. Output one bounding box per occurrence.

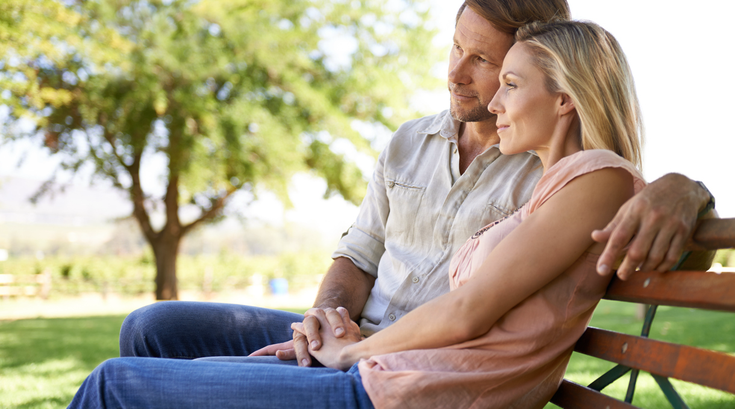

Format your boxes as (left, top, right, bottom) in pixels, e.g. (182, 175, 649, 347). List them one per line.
(0, 250, 332, 297)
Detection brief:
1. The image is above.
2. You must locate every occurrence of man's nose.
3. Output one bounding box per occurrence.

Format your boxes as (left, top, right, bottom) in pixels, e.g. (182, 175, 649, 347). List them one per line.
(448, 56, 471, 85)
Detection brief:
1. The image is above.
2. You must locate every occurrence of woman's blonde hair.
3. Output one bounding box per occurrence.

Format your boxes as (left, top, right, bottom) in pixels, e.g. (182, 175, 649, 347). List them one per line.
(516, 21, 643, 168)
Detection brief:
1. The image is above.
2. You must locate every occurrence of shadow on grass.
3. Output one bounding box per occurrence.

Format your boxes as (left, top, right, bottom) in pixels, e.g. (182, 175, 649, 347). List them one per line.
(0, 315, 127, 408)
(0, 308, 310, 408)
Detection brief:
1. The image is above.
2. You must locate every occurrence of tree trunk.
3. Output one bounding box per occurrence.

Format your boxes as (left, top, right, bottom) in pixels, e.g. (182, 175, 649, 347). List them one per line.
(152, 235, 181, 300)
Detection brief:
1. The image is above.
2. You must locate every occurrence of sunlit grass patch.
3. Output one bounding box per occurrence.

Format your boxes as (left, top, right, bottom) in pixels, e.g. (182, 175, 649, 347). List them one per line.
(0, 358, 90, 408)
(0, 315, 125, 408)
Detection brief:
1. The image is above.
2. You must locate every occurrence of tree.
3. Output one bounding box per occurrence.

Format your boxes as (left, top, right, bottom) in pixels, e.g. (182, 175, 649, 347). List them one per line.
(1, 0, 440, 299)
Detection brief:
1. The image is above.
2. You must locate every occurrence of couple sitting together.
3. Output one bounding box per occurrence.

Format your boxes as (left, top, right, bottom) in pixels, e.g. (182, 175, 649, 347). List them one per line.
(69, 0, 716, 408)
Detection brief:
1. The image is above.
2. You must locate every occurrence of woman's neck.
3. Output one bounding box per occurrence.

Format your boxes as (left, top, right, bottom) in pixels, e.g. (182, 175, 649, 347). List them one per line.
(537, 115, 582, 173)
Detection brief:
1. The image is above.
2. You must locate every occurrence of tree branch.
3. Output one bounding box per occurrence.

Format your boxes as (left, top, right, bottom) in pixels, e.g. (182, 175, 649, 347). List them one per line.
(128, 151, 157, 243)
(100, 127, 130, 174)
(181, 188, 237, 236)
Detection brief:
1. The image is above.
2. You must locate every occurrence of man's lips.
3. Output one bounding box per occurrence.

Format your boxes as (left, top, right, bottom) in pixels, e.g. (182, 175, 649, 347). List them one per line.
(451, 91, 476, 101)
(449, 86, 477, 100)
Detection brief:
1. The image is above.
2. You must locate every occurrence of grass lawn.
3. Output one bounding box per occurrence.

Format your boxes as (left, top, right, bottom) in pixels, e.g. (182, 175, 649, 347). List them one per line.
(0, 314, 127, 409)
(0, 302, 732, 408)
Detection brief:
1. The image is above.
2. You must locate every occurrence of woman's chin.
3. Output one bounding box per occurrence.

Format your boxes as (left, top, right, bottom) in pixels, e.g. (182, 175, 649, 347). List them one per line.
(499, 142, 520, 156)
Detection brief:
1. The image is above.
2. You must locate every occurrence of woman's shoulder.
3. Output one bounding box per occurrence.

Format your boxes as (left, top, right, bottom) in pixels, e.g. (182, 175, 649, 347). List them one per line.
(551, 149, 640, 177)
(543, 149, 644, 190)
(526, 150, 646, 215)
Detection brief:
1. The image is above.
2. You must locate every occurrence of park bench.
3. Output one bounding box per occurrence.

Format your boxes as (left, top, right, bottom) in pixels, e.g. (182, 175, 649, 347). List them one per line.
(550, 218, 735, 408)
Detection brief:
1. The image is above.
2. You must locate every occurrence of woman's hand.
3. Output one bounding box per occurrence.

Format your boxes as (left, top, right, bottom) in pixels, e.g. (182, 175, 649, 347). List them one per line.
(291, 307, 362, 371)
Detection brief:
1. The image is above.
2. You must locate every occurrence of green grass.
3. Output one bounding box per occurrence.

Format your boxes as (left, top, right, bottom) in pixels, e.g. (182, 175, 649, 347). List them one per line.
(0, 302, 732, 408)
(0, 315, 126, 409)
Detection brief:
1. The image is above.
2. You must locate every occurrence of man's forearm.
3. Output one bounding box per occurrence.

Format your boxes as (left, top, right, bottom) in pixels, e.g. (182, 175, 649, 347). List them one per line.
(680, 209, 719, 271)
(313, 257, 376, 322)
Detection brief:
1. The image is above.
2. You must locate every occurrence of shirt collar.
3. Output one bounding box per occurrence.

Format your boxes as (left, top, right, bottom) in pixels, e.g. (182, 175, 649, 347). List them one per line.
(417, 110, 458, 141)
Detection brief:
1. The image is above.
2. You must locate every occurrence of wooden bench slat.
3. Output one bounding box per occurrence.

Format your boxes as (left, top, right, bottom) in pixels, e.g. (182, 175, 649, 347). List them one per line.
(550, 380, 638, 409)
(603, 270, 735, 312)
(574, 327, 735, 394)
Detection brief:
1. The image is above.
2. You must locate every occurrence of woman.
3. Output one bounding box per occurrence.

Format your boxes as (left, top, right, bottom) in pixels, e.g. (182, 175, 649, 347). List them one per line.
(293, 20, 645, 408)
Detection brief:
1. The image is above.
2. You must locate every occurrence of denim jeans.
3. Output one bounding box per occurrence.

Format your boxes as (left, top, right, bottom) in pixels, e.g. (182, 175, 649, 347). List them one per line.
(119, 301, 302, 359)
(68, 301, 374, 408)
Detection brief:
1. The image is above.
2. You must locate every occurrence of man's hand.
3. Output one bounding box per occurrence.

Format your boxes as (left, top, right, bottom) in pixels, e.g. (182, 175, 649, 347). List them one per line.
(592, 173, 711, 280)
(292, 307, 362, 370)
(249, 339, 297, 360)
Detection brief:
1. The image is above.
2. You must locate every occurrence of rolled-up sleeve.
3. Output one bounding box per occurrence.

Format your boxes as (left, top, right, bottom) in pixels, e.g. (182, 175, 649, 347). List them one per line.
(331, 148, 389, 278)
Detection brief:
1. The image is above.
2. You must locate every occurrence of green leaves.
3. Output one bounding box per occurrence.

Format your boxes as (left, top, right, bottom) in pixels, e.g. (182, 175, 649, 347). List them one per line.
(2, 0, 439, 220)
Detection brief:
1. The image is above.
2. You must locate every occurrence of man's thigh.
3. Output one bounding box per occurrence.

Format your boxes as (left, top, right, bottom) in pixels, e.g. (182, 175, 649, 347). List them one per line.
(119, 301, 303, 358)
(69, 358, 373, 409)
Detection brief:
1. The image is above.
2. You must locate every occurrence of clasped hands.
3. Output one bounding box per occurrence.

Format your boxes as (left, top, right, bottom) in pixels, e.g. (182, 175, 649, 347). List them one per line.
(250, 306, 363, 371)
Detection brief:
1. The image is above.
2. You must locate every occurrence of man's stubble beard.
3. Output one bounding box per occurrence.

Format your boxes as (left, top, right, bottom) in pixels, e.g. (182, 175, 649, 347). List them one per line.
(448, 91, 495, 123)
(450, 103, 496, 123)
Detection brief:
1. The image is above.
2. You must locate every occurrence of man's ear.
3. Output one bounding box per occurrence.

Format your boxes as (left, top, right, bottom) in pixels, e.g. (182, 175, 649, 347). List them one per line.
(558, 93, 575, 116)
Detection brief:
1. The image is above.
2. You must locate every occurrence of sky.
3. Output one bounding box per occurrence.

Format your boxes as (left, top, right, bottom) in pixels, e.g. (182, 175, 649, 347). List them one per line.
(1, 0, 734, 241)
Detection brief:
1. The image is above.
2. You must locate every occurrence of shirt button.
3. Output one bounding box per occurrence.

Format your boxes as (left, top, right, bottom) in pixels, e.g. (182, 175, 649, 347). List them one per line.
(412, 276, 419, 284)
(388, 313, 396, 321)
(387, 181, 395, 188)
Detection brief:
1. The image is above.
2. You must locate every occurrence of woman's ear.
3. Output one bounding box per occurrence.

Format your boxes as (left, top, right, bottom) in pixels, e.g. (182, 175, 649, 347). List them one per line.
(558, 93, 576, 116)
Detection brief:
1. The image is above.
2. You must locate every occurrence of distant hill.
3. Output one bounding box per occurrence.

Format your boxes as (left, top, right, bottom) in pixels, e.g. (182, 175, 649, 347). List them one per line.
(0, 176, 345, 257)
(0, 176, 130, 225)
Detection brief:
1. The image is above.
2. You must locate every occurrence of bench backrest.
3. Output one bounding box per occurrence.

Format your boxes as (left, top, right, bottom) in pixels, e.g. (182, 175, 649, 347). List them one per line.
(550, 218, 735, 408)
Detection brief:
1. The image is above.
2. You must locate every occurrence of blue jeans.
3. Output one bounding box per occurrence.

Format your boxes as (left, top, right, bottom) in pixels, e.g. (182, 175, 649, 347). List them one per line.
(69, 302, 374, 408)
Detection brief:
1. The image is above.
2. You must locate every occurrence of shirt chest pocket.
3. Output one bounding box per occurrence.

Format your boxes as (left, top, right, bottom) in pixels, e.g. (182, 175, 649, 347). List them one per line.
(384, 179, 427, 241)
(483, 201, 514, 224)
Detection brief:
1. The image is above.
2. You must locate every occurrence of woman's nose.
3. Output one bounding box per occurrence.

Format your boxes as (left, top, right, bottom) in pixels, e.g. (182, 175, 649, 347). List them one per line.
(488, 90, 503, 114)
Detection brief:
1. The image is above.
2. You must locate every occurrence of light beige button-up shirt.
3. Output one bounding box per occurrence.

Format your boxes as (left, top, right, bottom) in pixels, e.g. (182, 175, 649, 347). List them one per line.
(332, 110, 542, 336)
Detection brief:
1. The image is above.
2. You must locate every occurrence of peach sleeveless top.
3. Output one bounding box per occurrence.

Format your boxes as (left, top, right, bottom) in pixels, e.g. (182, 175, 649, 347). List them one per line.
(358, 150, 646, 409)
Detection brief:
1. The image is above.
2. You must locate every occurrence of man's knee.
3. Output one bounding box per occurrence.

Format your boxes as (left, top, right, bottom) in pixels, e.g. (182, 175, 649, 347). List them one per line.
(119, 302, 175, 357)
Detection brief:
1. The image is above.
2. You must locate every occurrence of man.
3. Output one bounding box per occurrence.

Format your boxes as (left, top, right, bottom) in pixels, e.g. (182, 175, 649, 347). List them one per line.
(71, 0, 714, 406)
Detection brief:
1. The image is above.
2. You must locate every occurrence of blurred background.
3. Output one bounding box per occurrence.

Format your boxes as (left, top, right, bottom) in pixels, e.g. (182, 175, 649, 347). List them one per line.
(1, 1, 734, 407)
